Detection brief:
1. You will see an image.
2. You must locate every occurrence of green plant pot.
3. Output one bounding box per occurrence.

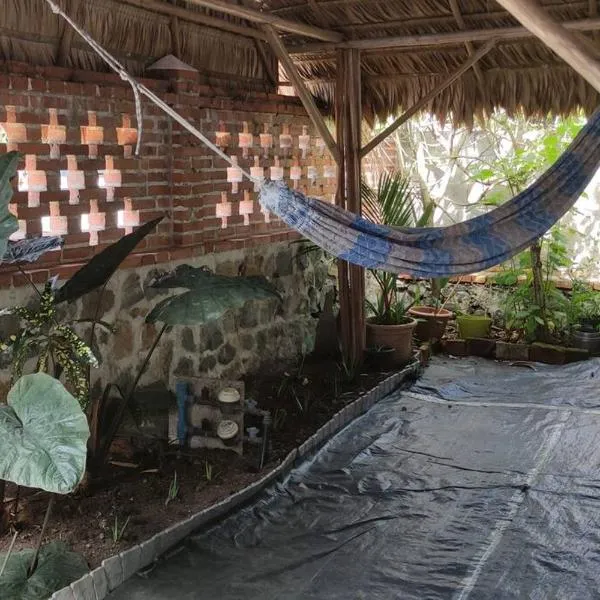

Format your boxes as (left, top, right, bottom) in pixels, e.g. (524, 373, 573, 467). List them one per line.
(456, 315, 492, 339)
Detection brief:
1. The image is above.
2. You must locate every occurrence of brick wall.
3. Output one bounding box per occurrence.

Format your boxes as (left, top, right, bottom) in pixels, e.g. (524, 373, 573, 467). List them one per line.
(0, 61, 337, 287)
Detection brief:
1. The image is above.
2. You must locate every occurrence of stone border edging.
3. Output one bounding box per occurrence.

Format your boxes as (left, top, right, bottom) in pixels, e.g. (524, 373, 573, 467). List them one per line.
(50, 362, 420, 600)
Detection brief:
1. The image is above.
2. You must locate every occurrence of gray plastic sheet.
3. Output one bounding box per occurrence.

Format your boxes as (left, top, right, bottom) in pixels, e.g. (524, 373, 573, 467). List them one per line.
(111, 357, 600, 599)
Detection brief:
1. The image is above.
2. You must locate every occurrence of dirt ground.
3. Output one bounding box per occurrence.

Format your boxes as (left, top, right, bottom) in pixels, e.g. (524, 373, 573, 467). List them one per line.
(0, 358, 390, 569)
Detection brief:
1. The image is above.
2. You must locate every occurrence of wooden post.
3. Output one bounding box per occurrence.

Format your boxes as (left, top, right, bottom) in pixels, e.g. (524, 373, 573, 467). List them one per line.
(336, 48, 365, 366)
(495, 0, 600, 93)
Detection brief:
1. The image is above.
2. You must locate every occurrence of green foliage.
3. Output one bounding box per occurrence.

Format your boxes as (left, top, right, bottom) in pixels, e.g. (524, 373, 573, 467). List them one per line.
(0, 152, 20, 261)
(54, 216, 163, 304)
(0, 282, 105, 407)
(0, 541, 88, 600)
(0, 373, 89, 494)
(568, 281, 600, 329)
(495, 229, 571, 342)
(204, 461, 216, 483)
(111, 515, 130, 544)
(146, 265, 281, 326)
(362, 171, 428, 325)
(165, 471, 179, 507)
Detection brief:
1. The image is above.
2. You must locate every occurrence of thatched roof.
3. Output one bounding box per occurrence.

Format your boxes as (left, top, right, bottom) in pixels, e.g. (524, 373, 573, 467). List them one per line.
(2, 0, 599, 123)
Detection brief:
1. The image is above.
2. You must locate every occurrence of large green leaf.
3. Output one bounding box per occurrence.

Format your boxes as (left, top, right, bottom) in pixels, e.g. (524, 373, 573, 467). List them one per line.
(54, 216, 164, 304)
(0, 373, 89, 494)
(0, 152, 20, 260)
(146, 266, 281, 325)
(0, 542, 88, 600)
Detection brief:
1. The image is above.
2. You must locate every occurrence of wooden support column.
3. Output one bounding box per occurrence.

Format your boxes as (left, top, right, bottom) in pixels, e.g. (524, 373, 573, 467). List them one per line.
(495, 0, 600, 93)
(336, 48, 365, 365)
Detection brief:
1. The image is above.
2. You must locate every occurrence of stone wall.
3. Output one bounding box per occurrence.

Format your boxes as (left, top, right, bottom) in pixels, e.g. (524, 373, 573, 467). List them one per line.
(0, 242, 332, 399)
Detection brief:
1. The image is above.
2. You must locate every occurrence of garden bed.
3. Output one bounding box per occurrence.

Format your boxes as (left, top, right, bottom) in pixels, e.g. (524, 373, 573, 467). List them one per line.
(0, 357, 392, 570)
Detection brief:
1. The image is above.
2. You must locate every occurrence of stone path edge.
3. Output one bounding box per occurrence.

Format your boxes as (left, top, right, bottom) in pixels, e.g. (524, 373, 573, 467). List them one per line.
(50, 362, 420, 600)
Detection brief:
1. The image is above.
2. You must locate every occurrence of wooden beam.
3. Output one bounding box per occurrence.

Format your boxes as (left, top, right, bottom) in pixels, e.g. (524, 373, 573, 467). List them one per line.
(263, 25, 340, 164)
(289, 17, 600, 54)
(448, 0, 486, 98)
(361, 39, 495, 158)
(121, 0, 267, 41)
(336, 47, 365, 366)
(169, 16, 182, 59)
(495, 0, 600, 93)
(183, 0, 343, 42)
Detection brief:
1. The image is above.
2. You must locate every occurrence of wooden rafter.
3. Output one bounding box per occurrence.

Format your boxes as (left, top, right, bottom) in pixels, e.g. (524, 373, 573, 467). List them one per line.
(183, 0, 343, 42)
(495, 0, 600, 93)
(289, 17, 600, 53)
(121, 0, 268, 41)
(263, 25, 340, 164)
(448, 0, 486, 98)
(361, 40, 496, 157)
(169, 16, 182, 59)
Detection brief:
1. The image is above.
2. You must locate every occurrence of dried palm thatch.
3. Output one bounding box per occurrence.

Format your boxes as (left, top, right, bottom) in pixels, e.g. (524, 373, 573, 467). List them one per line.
(1, 0, 272, 87)
(1, 0, 600, 123)
(271, 0, 600, 125)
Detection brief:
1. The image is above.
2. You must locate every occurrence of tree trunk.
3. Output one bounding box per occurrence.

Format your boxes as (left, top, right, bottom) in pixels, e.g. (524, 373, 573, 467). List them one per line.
(530, 240, 548, 342)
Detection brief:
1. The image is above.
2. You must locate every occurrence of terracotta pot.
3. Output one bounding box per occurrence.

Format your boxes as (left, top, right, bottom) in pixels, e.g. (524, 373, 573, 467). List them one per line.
(366, 317, 417, 365)
(408, 305, 453, 342)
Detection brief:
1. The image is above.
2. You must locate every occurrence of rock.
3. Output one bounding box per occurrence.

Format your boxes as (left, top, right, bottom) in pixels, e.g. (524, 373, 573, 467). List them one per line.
(113, 320, 134, 359)
(198, 354, 217, 373)
(141, 323, 158, 350)
(215, 260, 238, 277)
(175, 357, 194, 376)
(121, 272, 144, 309)
(218, 343, 236, 365)
(200, 322, 224, 352)
(238, 304, 258, 329)
(275, 250, 293, 277)
(565, 346, 590, 364)
(240, 334, 255, 351)
(181, 327, 196, 352)
(220, 312, 237, 335)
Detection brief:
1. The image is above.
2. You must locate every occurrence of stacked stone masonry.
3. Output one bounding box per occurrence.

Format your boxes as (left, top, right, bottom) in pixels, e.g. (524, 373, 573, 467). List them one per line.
(0, 61, 337, 390)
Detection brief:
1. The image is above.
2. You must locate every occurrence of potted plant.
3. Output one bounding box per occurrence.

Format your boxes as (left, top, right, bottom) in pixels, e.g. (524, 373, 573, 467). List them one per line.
(408, 277, 456, 342)
(365, 272, 417, 365)
(456, 311, 493, 339)
(569, 282, 600, 354)
(362, 171, 433, 365)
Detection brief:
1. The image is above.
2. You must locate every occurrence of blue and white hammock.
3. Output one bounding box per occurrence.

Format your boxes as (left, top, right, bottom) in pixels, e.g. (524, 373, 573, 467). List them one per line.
(259, 108, 600, 277)
(48, 0, 600, 279)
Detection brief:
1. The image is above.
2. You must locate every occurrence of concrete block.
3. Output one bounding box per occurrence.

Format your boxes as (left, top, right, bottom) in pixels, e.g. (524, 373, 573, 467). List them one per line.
(120, 545, 142, 581)
(51, 587, 76, 600)
(101, 555, 123, 591)
(139, 536, 158, 570)
(90, 566, 109, 600)
(70, 574, 96, 600)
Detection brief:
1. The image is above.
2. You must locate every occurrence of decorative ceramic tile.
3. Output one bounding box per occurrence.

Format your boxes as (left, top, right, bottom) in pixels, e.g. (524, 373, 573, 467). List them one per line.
(239, 190, 254, 226)
(216, 192, 232, 228)
(226, 156, 243, 194)
(259, 123, 273, 158)
(41, 108, 66, 159)
(250, 156, 264, 192)
(238, 122, 253, 159)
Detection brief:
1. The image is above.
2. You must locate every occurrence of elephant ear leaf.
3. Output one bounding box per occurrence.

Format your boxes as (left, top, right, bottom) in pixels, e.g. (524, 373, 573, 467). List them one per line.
(0, 541, 88, 600)
(0, 373, 89, 494)
(0, 152, 21, 261)
(54, 216, 164, 304)
(146, 267, 281, 325)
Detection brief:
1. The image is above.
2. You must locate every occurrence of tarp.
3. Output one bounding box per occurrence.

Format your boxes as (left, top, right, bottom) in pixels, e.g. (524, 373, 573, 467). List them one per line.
(111, 357, 600, 599)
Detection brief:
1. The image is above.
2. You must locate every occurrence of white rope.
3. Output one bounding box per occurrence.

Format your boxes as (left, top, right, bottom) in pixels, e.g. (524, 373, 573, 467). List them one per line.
(44, 0, 258, 184)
